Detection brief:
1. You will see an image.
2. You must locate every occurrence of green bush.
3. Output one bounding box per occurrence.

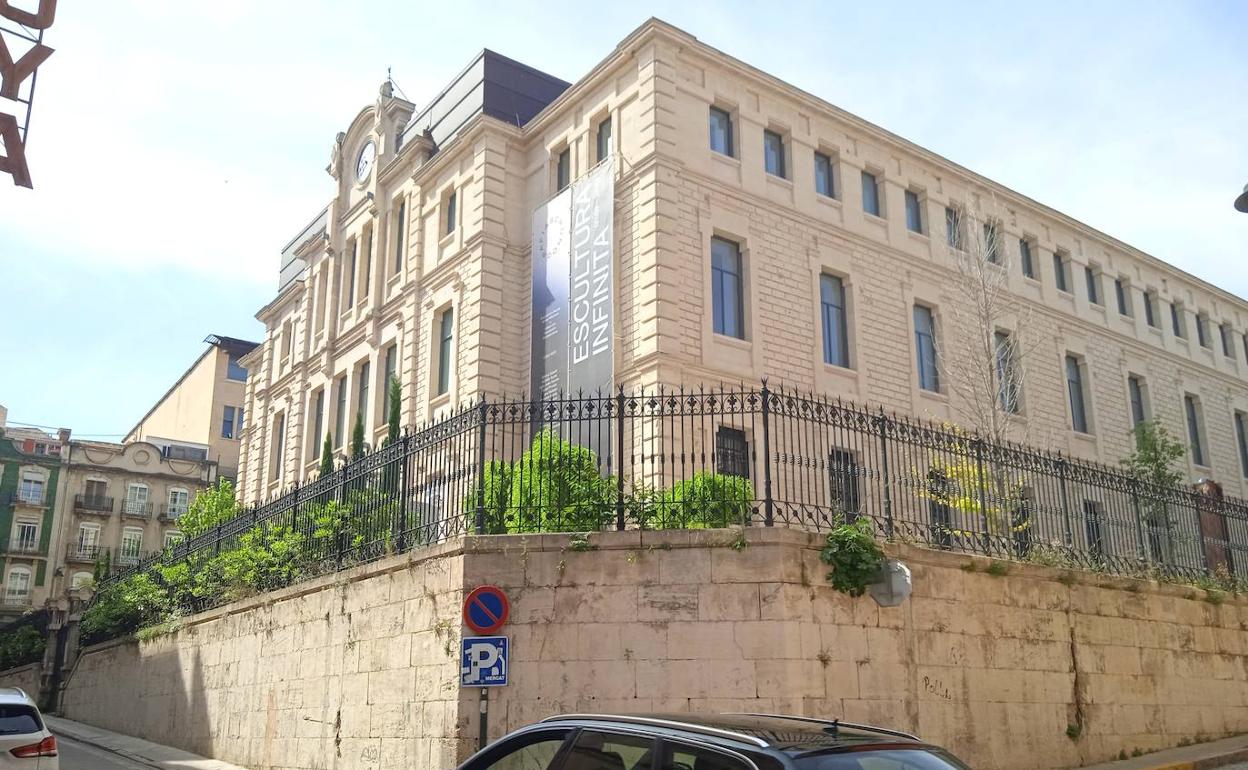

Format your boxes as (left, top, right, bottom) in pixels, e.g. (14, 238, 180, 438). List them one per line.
(644, 473, 753, 529)
(471, 429, 614, 533)
(0, 626, 45, 670)
(81, 573, 170, 644)
(820, 516, 885, 597)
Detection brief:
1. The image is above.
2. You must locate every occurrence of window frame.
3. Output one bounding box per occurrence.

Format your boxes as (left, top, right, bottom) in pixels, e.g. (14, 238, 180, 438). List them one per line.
(1053, 251, 1071, 294)
(1143, 290, 1159, 329)
(994, 329, 1021, 414)
(444, 189, 458, 236)
(393, 196, 406, 275)
(819, 273, 850, 369)
(1115, 277, 1133, 317)
(1171, 301, 1187, 339)
(860, 169, 882, 218)
(945, 206, 962, 250)
(813, 150, 835, 198)
(982, 220, 1000, 263)
(913, 304, 940, 393)
(436, 306, 455, 397)
(221, 405, 237, 440)
(1196, 312, 1210, 348)
(334, 375, 347, 449)
(1184, 393, 1208, 467)
(904, 189, 924, 234)
(555, 147, 571, 192)
(710, 236, 746, 340)
(1236, 411, 1248, 478)
(1019, 238, 1036, 279)
(595, 116, 613, 163)
(714, 426, 751, 479)
(1127, 374, 1148, 429)
(1084, 265, 1102, 306)
(1221, 323, 1235, 359)
(708, 105, 735, 158)
(1065, 354, 1091, 434)
(311, 388, 325, 459)
(762, 128, 786, 179)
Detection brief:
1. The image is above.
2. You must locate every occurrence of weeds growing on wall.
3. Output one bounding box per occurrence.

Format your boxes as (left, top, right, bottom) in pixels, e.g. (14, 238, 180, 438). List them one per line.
(820, 515, 885, 597)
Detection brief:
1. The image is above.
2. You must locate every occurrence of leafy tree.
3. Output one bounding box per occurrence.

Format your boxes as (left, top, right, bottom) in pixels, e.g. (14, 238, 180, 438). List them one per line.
(1121, 419, 1187, 562)
(0, 626, 45, 670)
(80, 574, 170, 644)
(319, 435, 335, 477)
(178, 479, 238, 538)
(915, 427, 1029, 545)
(645, 473, 753, 529)
(386, 376, 402, 446)
(351, 413, 365, 460)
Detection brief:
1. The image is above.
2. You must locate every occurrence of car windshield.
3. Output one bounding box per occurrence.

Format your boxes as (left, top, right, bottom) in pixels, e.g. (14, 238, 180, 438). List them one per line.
(0, 704, 42, 735)
(794, 748, 971, 770)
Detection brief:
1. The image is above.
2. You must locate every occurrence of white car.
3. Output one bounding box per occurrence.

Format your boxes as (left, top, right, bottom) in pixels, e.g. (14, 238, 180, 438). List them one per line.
(0, 688, 57, 769)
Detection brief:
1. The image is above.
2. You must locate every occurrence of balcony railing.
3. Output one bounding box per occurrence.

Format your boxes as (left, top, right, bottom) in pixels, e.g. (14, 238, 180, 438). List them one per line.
(3, 592, 31, 608)
(74, 494, 114, 515)
(116, 549, 144, 567)
(7, 491, 45, 507)
(121, 500, 152, 519)
(5, 541, 41, 556)
(159, 503, 186, 522)
(67, 545, 107, 564)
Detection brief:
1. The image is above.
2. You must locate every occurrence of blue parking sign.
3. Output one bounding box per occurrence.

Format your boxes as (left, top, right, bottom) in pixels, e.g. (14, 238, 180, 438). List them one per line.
(461, 636, 508, 687)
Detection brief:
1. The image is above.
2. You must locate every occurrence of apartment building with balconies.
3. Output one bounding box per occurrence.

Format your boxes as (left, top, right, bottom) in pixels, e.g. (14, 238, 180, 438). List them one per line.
(57, 440, 216, 585)
(0, 406, 69, 615)
(237, 19, 1248, 504)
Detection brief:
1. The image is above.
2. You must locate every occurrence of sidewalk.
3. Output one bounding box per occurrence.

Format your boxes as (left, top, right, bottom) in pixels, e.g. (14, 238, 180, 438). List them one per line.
(46, 715, 249, 770)
(1081, 734, 1248, 770)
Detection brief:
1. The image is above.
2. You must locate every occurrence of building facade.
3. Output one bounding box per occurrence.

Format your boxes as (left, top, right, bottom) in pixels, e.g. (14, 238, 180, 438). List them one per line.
(57, 440, 215, 588)
(0, 407, 69, 616)
(126, 334, 257, 484)
(237, 19, 1248, 504)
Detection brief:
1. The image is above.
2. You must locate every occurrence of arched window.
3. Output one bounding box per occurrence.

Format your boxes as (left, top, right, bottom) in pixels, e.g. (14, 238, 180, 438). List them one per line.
(71, 572, 93, 589)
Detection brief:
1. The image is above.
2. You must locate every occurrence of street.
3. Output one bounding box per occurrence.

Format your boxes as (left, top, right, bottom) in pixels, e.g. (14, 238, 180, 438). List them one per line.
(57, 734, 152, 770)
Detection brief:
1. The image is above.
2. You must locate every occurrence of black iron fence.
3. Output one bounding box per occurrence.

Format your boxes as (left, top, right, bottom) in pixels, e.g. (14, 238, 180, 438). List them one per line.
(98, 383, 1248, 611)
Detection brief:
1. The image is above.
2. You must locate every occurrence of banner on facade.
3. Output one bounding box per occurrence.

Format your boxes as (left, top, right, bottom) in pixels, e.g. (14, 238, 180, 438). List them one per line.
(530, 159, 614, 400)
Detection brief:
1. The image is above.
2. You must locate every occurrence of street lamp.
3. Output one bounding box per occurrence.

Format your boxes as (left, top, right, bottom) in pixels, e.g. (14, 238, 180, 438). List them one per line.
(1236, 183, 1248, 213)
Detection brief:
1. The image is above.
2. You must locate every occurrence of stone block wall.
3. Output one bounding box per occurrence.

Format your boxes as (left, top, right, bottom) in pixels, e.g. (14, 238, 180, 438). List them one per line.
(50, 529, 1248, 769)
(0, 662, 42, 702)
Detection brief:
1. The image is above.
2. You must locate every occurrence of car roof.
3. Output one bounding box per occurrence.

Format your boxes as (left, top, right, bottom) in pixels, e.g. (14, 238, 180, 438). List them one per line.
(0, 688, 35, 707)
(539, 713, 926, 755)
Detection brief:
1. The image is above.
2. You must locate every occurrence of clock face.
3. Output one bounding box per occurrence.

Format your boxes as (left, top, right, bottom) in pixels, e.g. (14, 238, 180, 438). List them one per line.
(355, 140, 376, 183)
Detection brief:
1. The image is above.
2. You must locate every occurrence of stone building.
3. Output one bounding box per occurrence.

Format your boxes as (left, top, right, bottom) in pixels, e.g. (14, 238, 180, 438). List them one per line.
(56, 440, 216, 589)
(0, 406, 69, 616)
(126, 334, 258, 485)
(237, 19, 1248, 504)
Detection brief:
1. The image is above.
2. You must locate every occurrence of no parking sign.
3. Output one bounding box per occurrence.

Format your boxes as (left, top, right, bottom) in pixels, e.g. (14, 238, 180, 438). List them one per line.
(463, 585, 510, 635)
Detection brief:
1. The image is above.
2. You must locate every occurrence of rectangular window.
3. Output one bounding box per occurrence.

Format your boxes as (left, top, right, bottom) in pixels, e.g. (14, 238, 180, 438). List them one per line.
(17, 475, 43, 505)
(828, 449, 861, 518)
(1054, 252, 1070, 293)
(711, 236, 744, 339)
(361, 228, 372, 298)
(84, 479, 107, 502)
(1185, 394, 1207, 467)
(904, 190, 923, 234)
(164, 531, 183, 549)
(715, 427, 750, 479)
(120, 528, 143, 565)
(1243, 333, 1248, 362)
(271, 413, 286, 480)
(226, 354, 247, 381)
(357, 361, 370, 426)
(820, 274, 849, 368)
(595, 116, 612, 162)
(437, 307, 454, 396)
(1221, 324, 1235, 359)
(382, 344, 397, 417)
(982, 222, 999, 263)
(1019, 239, 1035, 279)
(1236, 412, 1248, 478)
(1085, 266, 1101, 305)
(1065, 354, 1089, 433)
(1143, 291, 1158, 328)
(945, 207, 961, 249)
(814, 152, 834, 198)
(76, 524, 99, 555)
(167, 488, 189, 518)
(394, 199, 406, 274)
(444, 190, 457, 235)
(861, 171, 881, 217)
(334, 375, 347, 448)
(763, 129, 785, 178)
(913, 305, 939, 393)
(1127, 375, 1147, 428)
(1115, 278, 1132, 317)
(312, 389, 325, 455)
(221, 405, 236, 439)
(1171, 302, 1186, 338)
(345, 239, 357, 309)
(708, 106, 733, 157)
(12, 522, 36, 552)
(556, 148, 570, 191)
(994, 330, 1021, 413)
(1196, 313, 1210, 348)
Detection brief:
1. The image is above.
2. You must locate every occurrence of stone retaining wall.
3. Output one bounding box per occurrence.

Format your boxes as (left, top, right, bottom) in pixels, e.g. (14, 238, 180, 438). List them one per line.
(55, 529, 1248, 769)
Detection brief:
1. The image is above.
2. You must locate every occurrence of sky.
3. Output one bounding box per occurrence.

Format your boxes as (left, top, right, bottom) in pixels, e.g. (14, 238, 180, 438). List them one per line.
(0, 1, 1245, 437)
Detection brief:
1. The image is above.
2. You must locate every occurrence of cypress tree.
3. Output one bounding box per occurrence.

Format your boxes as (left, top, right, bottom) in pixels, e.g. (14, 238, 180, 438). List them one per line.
(387, 376, 401, 446)
(319, 434, 334, 477)
(351, 413, 365, 460)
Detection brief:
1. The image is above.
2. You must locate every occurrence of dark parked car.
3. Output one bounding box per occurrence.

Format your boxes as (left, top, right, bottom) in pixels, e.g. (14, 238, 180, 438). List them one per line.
(457, 713, 971, 769)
